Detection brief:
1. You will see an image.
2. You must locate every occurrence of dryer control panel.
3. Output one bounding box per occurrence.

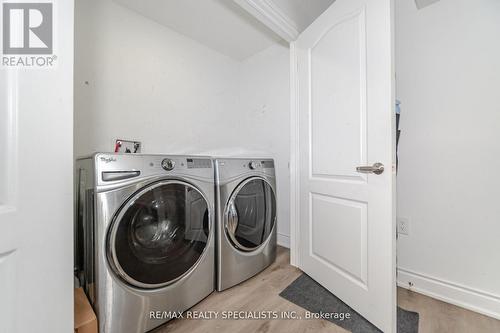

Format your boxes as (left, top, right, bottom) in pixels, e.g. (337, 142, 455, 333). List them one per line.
(215, 158, 275, 183)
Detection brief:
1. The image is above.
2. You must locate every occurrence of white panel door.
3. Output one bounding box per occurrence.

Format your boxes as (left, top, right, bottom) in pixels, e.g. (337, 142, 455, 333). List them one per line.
(0, 1, 75, 332)
(295, 0, 396, 331)
(0, 70, 18, 333)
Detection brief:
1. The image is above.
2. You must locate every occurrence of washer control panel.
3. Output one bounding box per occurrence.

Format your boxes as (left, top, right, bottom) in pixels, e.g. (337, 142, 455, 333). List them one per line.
(94, 154, 214, 188)
(161, 158, 176, 171)
(248, 161, 262, 170)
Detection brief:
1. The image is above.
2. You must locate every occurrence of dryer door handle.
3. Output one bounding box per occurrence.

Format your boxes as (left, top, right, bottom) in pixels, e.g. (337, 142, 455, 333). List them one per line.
(226, 202, 239, 236)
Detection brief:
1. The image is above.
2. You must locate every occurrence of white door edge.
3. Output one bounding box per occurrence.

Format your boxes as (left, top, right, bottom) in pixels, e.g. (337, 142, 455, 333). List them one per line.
(289, 41, 300, 267)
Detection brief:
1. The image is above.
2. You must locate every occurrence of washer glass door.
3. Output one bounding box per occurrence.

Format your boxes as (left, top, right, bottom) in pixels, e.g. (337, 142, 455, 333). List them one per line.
(109, 181, 210, 289)
(226, 178, 276, 252)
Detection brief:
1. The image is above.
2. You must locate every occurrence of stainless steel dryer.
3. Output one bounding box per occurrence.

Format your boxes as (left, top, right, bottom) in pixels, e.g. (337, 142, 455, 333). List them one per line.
(75, 153, 215, 333)
(215, 158, 277, 291)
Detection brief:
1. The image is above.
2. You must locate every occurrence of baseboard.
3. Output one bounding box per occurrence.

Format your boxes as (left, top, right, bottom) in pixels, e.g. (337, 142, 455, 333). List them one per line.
(397, 267, 500, 320)
(277, 233, 290, 248)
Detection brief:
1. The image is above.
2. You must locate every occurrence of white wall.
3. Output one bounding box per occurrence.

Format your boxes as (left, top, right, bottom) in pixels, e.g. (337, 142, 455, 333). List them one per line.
(396, 0, 500, 318)
(74, 0, 291, 243)
(74, 0, 241, 157)
(238, 44, 291, 246)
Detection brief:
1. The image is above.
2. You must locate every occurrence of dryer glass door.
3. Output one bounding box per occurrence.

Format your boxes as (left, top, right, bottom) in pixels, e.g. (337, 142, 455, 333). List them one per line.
(109, 181, 210, 289)
(226, 178, 276, 252)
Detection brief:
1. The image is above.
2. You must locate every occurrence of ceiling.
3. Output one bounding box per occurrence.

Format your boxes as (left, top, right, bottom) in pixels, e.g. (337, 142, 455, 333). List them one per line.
(271, 0, 335, 32)
(113, 0, 282, 61)
(113, 0, 335, 61)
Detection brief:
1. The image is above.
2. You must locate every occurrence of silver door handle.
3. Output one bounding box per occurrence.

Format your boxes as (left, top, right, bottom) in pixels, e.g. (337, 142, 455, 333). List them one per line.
(356, 162, 384, 175)
(226, 202, 239, 235)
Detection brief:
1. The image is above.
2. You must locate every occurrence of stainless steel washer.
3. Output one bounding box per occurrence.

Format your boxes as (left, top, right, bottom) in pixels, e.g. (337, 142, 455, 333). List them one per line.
(215, 158, 277, 291)
(75, 153, 215, 333)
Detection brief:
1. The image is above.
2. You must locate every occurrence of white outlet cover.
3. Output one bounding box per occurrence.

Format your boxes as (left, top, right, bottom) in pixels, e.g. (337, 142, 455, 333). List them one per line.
(397, 217, 410, 235)
(415, 0, 440, 10)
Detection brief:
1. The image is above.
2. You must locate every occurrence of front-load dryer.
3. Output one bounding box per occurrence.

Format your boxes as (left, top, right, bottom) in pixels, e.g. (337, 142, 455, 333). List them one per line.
(214, 158, 277, 291)
(75, 153, 215, 333)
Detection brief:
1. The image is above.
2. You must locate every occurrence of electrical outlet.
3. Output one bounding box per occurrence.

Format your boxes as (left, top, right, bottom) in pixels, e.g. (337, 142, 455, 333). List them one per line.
(415, 0, 441, 10)
(114, 139, 141, 153)
(397, 217, 410, 235)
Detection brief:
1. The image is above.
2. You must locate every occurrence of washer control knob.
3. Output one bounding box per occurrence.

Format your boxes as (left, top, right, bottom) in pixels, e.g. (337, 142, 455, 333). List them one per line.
(161, 158, 175, 171)
(249, 161, 260, 170)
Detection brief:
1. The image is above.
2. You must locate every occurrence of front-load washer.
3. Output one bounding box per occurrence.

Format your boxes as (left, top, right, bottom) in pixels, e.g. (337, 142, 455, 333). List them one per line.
(75, 153, 215, 333)
(214, 158, 277, 291)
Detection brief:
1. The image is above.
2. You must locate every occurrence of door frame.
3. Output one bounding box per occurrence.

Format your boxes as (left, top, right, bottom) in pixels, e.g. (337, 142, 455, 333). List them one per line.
(289, 41, 300, 267)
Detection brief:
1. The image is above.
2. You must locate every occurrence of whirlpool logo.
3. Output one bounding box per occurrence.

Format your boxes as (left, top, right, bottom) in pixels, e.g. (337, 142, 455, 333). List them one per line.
(1, 1, 57, 68)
